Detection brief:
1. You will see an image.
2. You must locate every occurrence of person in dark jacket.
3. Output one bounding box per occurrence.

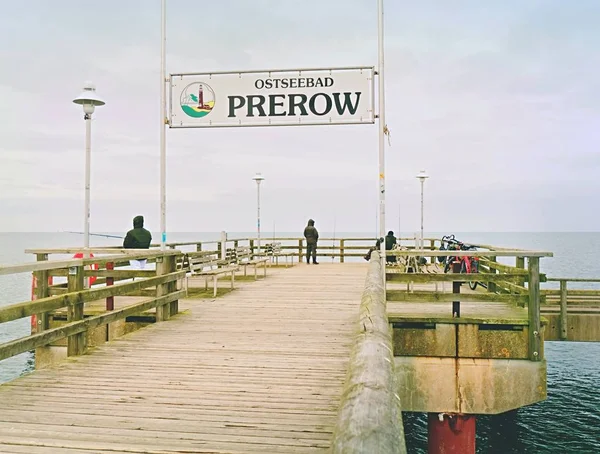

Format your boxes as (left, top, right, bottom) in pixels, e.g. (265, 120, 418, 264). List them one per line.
(123, 215, 152, 269)
(385, 230, 397, 263)
(303, 219, 319, 264)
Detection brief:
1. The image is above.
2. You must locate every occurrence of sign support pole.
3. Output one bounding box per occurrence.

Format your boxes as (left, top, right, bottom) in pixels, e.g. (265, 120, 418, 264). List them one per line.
(377, 0, 387, 284)
(160, 0, 167, 250)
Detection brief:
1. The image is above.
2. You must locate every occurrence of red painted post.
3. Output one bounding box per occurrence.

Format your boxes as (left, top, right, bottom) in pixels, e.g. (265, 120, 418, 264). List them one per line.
(428, 413, 476, 454)
(106, 262, 114, 311)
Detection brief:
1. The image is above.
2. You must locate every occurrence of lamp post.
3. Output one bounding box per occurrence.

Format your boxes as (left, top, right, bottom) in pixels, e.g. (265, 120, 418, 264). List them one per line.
(416, 170, 429, 251)
(73, 82, 105, 259)
(252, 173, 265, 255)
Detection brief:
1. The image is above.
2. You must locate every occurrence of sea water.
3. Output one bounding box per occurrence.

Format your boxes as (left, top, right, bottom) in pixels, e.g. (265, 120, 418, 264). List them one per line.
(0, 232, 598, 453)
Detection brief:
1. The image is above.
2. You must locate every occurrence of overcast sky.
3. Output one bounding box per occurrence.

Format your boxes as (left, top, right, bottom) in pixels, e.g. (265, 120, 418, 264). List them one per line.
(1, 0, 598, 234)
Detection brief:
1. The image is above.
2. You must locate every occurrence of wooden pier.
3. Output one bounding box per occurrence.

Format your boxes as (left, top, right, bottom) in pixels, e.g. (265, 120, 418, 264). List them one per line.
(0, 236, 599, 453)
(0, 263, 368, 453)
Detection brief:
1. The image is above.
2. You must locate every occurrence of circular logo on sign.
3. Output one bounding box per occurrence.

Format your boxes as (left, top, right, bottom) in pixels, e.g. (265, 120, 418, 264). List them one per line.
(180, 82, 215, 118)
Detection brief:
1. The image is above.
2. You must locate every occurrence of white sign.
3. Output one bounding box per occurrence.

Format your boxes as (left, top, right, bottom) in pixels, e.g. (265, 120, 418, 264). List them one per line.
(169, 67, 375, 128)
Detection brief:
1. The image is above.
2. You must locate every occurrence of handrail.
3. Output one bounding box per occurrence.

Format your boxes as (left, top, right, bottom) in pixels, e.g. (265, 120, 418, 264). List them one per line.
(388, 250, 553, 258)
(23, 248, 182, 255)
(0, 270, 185, 324)
(1, 250, 181, 276)
(0, 252, 184, 360)
(546, 277, 600, 283)
(331, 251, 406, 453)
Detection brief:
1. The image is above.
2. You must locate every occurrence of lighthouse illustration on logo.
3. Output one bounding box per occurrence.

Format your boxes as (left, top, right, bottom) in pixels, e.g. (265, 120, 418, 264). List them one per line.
(180, 82, 215, 118)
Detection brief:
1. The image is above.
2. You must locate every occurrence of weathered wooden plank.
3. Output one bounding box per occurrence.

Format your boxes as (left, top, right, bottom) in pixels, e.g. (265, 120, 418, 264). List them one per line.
(331, 251, 406, 454)
(1, 250, 180, 276)
(389, 250, 552, 258)
(478, 259, 528, 274)
(528, 257, 542, 361)
(67, 265, 85, 356)
(560, 280, 568, 340)
(0, 263, 368, 453)
(0, 271, 184, 323)
(50, 269, 155, 278)
(386, 290, 528, 305)
(386, 272, 529, 283)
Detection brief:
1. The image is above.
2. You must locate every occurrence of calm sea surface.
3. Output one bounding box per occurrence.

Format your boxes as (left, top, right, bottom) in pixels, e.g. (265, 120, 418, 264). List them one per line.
(1, 232, 599, 453)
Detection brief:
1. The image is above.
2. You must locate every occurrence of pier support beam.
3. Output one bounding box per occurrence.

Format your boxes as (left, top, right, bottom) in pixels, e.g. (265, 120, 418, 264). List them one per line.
(427, 413, 475, 454)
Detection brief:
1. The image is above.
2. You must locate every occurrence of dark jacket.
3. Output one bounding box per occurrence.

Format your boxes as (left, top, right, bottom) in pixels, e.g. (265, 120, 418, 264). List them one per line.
(123, 216, 152, 249)
(385, 233, 397, 251)
(303, 219, 319, 245)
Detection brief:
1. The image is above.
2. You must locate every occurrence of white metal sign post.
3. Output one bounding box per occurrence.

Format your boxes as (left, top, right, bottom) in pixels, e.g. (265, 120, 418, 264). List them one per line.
(377, 0, 387, 282)
(160, 1, 388, 277)
(160, 0, 167, 250)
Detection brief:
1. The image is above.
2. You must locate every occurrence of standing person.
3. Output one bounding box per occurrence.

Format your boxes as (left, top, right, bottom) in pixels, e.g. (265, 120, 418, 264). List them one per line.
(385, 230, 397, 263)
(303, 219, 319, 265)
(123, 215, 152, 269)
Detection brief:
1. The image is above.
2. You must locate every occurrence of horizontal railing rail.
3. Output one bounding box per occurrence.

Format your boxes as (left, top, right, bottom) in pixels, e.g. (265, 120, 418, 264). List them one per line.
(540, 277, 600, 341)
(331, 250, 406, 453)
(385, 249, 551, 360)
(0, 251, 184, 362)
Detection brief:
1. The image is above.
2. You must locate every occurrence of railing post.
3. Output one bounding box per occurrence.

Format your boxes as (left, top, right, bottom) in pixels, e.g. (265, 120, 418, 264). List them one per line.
(67, 264, 86, 356)
(249, 239, 255, 257)
(298, 239, 303, 261)
(32, 253, 50, 335)
(220, 231, 227, 261)
(196, 242, 202, 252)
(155, 254, 171, 322)
(106, 262, 114, 311)
(452, 260, 461, 318)
(430, 239, 435, 264)
(560, 279, 568, 341)
(168, 254, 179, 316)
(528, 256, 541, 361)
(488, 255, 497, 293)
(340, 239, 345, 263)
(516, 256, 525, 287)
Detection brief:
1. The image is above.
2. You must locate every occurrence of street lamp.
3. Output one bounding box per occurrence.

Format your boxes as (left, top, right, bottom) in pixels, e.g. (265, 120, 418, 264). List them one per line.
(252, 173, 265, 255)
(416, 170, 429, 251)
(73, 81, 105, 259)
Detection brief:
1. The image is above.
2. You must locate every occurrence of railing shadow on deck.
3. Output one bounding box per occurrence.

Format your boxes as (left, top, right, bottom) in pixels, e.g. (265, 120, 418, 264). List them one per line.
(331, 250, 407, 454)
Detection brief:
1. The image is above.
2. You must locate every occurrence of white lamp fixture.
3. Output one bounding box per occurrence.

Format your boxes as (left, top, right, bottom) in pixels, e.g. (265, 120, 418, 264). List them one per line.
(73, 81, 105, 118)
(252, 173, 265, 255)
(73, 81, 105, 271)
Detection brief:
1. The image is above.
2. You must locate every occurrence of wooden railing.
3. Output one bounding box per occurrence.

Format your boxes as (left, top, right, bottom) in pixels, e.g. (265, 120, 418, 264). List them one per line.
(170, 236, 455, 263)
(0, 250, 184, 362)
(331, 250, 406, 454)
(29, 236, 493, 265)
(386, 249, 553, 361)
(543, 277, 600, 341)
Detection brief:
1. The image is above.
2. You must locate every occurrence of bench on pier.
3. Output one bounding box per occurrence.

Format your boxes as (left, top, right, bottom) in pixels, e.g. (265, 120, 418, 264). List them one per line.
(261, 242, 295, 267)
(185, 251, 239, 297)
(235, 246, 269, 279)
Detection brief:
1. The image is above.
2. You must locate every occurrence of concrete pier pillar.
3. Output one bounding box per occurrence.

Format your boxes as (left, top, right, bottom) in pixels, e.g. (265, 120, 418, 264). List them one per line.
(427, 413, 475, 454)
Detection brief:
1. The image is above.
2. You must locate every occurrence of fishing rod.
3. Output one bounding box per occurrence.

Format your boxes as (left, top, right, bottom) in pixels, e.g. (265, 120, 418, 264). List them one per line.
(65, 231, 124, 239)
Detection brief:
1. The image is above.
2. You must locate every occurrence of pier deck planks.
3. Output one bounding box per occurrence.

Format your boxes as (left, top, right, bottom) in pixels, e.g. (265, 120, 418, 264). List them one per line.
(0, 263, 367, 453)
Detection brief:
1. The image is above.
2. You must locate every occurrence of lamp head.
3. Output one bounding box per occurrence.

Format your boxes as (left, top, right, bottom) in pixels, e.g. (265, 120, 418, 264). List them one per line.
(73, 81, 105, 116)
(253, 173, 265, 184)
(416, 170, 429, 181)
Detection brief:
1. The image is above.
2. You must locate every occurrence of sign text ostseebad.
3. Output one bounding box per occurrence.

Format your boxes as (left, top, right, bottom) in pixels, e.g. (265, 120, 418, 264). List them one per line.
(169, 67, 374, 128)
